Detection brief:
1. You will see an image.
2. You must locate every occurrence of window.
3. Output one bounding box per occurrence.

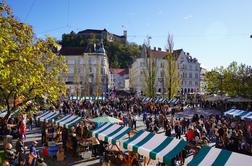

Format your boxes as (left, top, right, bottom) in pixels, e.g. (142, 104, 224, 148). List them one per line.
(160, 70, 164, 77)
(195, 81, 198, 86)
(189, 73, 192, 78)
(189, 81, 192, 86)
(189, 65, 192, 70)
(160, 62, 164, 68)
(195, 73, 198, 79)
(101, 58, 104, 65)
(89, 67, 92, 72)
(88, 57, 92, 65)
(183, 73, 187, 78)
(195, 66, 198, 71)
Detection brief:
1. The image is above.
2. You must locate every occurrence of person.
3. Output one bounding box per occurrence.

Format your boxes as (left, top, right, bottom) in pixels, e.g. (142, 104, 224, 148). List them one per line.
(132, 115, 137, 129)
(28, 141, 38, 166)
(41, 122, 47, 144)
(19, 118, 26, 140)
(61, 127, 68, 150)
(71, 133, 78, 157)
(165, 124, 172, 137)
(4, 143, 18, 166)
(2, 160, 10, 166)
(37, 158, 47, 166)
(28, 116, 33, 131)
(56, 147, 64, 161)
(174, 122, 181, 139)
(15, 136, 25, 165)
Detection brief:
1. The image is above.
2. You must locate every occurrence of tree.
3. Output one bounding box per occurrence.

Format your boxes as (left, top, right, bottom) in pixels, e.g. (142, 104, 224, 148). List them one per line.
(142, 42, 157, 98)
(73, 57, 81, 97)
(164, 34, 180, 99)
(94, 55, 102, 96)
(205, 61, 252, 99)
(83, 53, 90, 96)
(0, 2, 68, 123)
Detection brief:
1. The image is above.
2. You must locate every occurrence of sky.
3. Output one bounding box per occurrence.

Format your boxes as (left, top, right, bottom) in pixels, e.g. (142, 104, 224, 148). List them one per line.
(6, 0, 252, 70)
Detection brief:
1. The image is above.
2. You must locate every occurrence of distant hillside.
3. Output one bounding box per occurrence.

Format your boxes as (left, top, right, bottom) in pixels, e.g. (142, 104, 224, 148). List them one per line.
(59, 31, 141, 68)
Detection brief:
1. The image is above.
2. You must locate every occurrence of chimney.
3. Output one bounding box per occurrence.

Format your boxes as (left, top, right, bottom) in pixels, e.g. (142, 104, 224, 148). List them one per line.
(154, 47, 156, 51)
(158, 47, 161, 51)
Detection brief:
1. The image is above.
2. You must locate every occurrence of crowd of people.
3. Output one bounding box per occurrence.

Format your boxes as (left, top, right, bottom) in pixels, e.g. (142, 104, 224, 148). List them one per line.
(1, 96, 252, 166)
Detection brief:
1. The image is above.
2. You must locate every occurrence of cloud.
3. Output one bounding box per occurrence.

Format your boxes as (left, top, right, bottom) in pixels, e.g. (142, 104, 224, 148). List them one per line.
(184, 15, 193, 20)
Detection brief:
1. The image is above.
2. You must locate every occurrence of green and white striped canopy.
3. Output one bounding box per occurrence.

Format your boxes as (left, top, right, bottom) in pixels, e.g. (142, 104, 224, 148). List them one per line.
(122, 130, 187, 164)
(36, 111, 59, 122)
(55, 114, 82, 129)
(0, 109, 19, 118)
(92, 123, 132, 145)
(188, 146, 252, 166)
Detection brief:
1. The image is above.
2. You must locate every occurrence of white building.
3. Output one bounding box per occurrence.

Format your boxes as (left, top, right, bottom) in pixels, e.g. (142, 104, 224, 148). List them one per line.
(129, 47, 167, 95)
(175, 49, 201, 94)
(109, 68, 129, 91)
(129, 47, 201, 96)
(60, 46, 109, 96)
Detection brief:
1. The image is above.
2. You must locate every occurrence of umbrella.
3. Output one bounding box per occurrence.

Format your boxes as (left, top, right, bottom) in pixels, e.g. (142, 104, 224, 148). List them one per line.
(89, 116, 123, 123)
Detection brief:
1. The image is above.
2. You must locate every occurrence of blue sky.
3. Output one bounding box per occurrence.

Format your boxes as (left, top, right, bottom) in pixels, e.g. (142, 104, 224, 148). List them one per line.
(6, 0, 252, 69)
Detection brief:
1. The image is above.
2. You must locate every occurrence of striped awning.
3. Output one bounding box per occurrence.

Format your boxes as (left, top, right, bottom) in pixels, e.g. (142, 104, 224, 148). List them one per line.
(36, 111, 59, 122)
(122, 130, 187, 164)
(224, 109, 252, 120)
(55, 114, 82, 128)
(142, 97, 167, 103)
(92, 123, 132, 145)
(188, 146, 252, 166)
(0, 109, 19, 118)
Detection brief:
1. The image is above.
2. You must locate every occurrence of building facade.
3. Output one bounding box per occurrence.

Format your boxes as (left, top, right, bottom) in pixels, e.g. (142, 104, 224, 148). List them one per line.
(60, 46, 109, 97)
(78, 29, 127, 44)
(129, 48, 167, 96)
(129, 48, 201, 96)
(175, 49, 201, 94)
(109, 68, 129, 91)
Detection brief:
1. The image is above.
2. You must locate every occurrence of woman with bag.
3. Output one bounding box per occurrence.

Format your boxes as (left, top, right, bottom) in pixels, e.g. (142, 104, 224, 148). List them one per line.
(28, 141, 38, 166)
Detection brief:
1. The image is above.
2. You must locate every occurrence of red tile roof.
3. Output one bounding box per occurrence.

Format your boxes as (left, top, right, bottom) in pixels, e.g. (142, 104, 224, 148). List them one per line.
(150, 50, 167, 58)
(59, 47, 86, 55)
(110, 68, 128, 75)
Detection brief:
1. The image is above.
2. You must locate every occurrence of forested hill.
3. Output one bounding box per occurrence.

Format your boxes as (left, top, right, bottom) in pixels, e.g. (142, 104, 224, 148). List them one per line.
(59, 31, 141, 68)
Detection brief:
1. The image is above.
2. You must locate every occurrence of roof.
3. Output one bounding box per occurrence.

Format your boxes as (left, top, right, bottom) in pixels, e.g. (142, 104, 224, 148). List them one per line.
(78, 28, 107, 34)
(59, 47, 86, 55)
(110, 68, 128, 75)
(150, 50, 167, 58)
(173, 49, 183, 59)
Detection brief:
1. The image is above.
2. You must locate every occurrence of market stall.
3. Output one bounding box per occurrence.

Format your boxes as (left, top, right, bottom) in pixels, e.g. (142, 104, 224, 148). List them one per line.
(122, 130, 187, 165)
(188, 146, 252, 166)
(0, 109, 19, 118)
(92, 123, 132, 145)
(224, 109, 252, 120)
(89, 116, 123, 124)
(55, 114, 82, 129)
(36, 111, 60, 123)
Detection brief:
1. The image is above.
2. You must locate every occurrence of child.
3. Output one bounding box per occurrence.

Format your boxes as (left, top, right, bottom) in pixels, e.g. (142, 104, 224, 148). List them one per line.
(42, 144, 48, 157)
